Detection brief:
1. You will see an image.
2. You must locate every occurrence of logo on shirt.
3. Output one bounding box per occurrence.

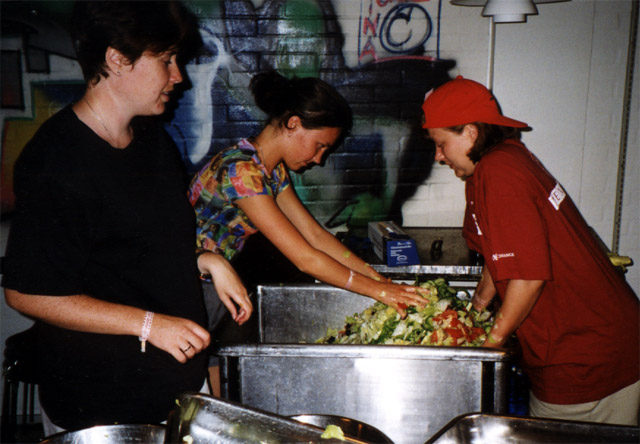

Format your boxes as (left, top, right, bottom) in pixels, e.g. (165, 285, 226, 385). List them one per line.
(492, 252, 515, 262)
(548, 183, 566, 210)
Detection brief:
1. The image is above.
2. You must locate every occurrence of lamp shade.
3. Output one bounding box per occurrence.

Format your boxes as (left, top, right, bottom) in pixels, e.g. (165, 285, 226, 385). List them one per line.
(483, 0, 537, 23)
(451, 0, 569, 5)
(450, 0, 570, 23)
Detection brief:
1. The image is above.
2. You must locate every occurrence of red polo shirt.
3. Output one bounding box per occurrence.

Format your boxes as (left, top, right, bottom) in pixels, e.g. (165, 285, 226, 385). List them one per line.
(463, 139, 639, 404)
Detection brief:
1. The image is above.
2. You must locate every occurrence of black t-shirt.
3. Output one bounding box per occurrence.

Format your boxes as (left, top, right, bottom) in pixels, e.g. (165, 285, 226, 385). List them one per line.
(2, 106, 208, 429)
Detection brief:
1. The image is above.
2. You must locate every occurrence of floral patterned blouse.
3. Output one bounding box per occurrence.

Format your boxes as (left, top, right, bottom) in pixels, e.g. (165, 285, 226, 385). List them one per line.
(188, 138, 290, 260)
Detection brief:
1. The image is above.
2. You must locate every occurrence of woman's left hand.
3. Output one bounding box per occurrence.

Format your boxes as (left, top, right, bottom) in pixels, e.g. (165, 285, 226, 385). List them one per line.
(198, 252, 253, 325)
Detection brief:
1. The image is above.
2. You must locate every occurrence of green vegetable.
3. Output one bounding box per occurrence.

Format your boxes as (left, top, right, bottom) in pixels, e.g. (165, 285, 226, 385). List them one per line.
(321, 424, 345, 440)
(316, 278, 494, 347)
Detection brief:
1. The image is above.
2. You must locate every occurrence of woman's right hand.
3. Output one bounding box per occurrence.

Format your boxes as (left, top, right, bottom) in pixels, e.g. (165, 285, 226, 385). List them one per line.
(371, 281, 427, 318)
(198, 252, 253, 325)
(472, 267, 497, 311)
(147, 313, 211, 363)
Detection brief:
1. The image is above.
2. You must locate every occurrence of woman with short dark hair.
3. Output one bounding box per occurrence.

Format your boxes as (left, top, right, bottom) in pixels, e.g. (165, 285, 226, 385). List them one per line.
(2, 1, 252, 435)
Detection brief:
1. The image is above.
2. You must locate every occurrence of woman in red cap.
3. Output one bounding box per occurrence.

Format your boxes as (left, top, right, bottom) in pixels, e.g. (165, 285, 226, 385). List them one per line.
(422, 76, 639, 425)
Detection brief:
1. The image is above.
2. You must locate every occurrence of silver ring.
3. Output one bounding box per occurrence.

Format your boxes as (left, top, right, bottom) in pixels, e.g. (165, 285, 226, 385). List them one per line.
(182, 344, 192, 353)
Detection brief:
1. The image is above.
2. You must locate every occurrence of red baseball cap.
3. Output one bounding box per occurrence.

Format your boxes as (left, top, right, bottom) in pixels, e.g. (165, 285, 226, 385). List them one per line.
(422, 76, 528, 129)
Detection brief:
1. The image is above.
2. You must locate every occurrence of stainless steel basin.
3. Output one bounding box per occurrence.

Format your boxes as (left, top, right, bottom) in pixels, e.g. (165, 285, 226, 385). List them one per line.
(217, 284, 513, 444)
(164, 392, 371, 443)
(290, 414, 394, 443)
(41, 424, 165, 443)
(425, 413, 640, 443)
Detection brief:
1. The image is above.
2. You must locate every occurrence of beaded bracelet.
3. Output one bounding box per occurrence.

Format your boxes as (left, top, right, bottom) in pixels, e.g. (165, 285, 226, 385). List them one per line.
(138, 311, 154, 353)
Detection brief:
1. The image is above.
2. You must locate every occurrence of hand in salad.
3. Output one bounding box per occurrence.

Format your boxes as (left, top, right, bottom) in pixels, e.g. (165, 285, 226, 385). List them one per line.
(472, 267, 497, 311)
(373, 282, 427, 318)
(481, 278, 544, 348)
(317, 278, 495, 346)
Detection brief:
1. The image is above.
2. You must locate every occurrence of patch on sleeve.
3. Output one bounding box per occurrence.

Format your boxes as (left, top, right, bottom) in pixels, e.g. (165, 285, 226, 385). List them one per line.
(548, 183, 566, 210)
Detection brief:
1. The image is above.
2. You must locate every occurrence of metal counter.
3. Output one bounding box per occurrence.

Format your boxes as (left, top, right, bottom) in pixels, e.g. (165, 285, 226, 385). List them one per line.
(217, 284, 513, 444)
(346, 226, 483, 281)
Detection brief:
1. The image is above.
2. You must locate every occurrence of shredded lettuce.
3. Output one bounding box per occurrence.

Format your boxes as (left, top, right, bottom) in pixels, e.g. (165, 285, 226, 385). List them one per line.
(316, 278, 494, 347)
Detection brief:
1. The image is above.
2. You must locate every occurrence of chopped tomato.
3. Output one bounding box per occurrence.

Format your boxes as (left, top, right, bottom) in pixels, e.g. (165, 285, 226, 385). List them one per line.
(444, 327, 464, 339)
(433, 309, 458, 323)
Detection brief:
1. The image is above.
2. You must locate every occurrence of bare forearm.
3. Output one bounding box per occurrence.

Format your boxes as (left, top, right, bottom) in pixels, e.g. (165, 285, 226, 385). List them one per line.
(5, 288, 210, 363)
(472, 267, 497, 310)
(5, 289, 145, 336)
(483, 279, 544, 348)
(291, 252, 424, 317)
(305, 228, 386, 281)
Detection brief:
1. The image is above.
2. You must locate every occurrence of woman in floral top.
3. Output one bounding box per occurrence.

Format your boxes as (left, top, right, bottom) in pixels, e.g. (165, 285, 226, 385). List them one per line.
(190, 71, 425, 317)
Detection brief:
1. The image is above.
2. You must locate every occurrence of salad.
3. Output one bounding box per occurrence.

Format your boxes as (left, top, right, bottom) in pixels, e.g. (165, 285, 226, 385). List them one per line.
(316, 278, 494, 347)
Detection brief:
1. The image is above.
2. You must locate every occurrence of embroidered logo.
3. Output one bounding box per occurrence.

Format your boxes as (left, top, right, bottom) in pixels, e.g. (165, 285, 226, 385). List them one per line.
(548, 183, 566, 211)
(492, 252, 515, 262)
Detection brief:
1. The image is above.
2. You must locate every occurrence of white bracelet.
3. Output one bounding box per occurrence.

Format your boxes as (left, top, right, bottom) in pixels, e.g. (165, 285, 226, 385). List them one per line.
(345, 270, 355, 290)
(138, 311, 154, 353)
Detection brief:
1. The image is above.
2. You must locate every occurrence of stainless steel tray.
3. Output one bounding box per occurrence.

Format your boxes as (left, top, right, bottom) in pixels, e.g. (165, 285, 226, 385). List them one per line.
(42, 425, 165, 443)
(164, 392, 370, 443)
(217, 284, 513, 444)
(425, 413, 640, 443)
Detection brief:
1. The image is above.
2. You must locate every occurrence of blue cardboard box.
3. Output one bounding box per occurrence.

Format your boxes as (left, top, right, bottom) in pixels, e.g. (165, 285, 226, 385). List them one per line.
(368, 221, 420, 266)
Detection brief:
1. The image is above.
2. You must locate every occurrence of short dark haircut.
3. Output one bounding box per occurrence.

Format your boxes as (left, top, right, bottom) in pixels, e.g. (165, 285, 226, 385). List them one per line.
(71, 0, 200, 85)
(446, 122, 521, 163)
(249, 70, 353, 140)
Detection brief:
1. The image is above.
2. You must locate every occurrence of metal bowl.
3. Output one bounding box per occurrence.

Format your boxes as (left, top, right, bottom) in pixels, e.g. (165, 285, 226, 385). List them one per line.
(165, 392, 369, 443)
(290, 414, 394, 443)
(41, 424, 165, 443)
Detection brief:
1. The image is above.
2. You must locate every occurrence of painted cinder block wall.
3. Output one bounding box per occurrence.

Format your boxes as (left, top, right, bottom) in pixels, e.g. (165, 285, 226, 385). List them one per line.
(166, 0, 454, 227)
(1, 0, 638, 416)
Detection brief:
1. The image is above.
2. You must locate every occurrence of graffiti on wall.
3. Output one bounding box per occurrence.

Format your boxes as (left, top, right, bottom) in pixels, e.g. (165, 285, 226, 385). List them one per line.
(356, 0, 438, 64)
(167, 0, 453, 226)
(1, 0, 453, 226)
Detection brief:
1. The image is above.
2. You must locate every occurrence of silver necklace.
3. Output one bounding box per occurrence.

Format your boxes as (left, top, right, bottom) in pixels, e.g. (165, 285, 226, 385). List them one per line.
(83, 96, 121, 147)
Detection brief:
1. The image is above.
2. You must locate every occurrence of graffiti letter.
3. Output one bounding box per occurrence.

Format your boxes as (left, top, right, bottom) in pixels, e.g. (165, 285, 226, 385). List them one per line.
(362, 14, 380, 36)
(380, 4, 431, 54)
(359, 37, 378, 61)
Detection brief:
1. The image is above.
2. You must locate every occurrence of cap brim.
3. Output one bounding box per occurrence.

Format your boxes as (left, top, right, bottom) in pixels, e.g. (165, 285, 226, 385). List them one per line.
(486, 115, 529, 128)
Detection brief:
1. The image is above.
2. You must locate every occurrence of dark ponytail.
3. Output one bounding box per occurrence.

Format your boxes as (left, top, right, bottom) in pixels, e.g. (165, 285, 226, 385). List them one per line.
(250, 70, 352, 137)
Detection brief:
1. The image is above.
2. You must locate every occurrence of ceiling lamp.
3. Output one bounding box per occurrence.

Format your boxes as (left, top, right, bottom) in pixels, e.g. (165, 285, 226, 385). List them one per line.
(451, 0, 570, 23)
(450, 0, 570, 89)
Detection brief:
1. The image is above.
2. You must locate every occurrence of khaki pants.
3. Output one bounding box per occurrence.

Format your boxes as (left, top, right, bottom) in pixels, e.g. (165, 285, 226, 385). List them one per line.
(529, 380, 640, 426)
